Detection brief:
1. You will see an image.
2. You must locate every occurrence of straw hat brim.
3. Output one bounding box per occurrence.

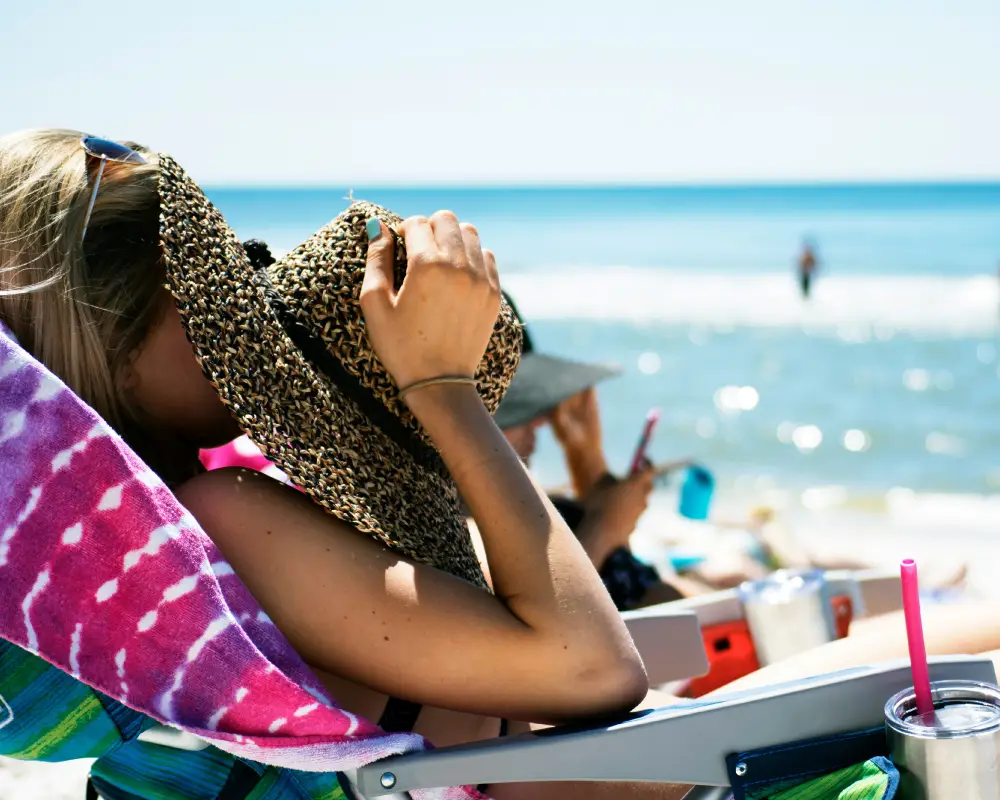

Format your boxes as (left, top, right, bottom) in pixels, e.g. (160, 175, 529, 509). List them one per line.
(158, 155, 521, 587)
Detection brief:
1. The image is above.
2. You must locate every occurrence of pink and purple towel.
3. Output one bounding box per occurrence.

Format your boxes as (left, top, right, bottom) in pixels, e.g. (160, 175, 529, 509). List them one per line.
(0, 323, 485, 799)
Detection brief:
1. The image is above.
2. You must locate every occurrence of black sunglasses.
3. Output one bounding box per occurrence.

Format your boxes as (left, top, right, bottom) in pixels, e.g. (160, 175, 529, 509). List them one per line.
(80, 136, 149, 243)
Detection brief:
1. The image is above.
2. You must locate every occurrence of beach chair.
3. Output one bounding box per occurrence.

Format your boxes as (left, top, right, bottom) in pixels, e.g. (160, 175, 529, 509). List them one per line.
(0, 575, 909, 798)
(3, 611, 991, 799)
(346, 654, 995, 798)
(84, 654, 994, 799)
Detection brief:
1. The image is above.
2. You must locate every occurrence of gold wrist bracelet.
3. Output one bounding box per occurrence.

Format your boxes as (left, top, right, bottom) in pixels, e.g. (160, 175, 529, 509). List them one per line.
(397, 375, 478, 399)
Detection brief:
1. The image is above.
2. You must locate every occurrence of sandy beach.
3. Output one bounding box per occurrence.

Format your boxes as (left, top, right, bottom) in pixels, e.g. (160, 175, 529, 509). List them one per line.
(0, 757, 92, 800)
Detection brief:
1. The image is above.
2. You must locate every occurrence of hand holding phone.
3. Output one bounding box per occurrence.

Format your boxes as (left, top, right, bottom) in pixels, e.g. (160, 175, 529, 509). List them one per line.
(629, 408, 660, 475)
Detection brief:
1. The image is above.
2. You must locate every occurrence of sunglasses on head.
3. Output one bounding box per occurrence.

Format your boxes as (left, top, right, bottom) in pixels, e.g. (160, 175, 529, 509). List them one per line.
(79, 136, 149, 243)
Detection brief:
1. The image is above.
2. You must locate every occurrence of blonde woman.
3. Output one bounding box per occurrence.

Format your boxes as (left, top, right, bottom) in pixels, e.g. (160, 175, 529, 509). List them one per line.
(2, 129, 998, 800)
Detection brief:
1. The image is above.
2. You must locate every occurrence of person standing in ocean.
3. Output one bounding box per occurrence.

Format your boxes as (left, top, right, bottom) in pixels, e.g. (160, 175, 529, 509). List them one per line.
(797, 237, 819, 298)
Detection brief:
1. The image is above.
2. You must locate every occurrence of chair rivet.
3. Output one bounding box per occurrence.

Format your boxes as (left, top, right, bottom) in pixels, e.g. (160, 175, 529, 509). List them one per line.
(735, 762, 748, 777)
(380, 772, 397, 789)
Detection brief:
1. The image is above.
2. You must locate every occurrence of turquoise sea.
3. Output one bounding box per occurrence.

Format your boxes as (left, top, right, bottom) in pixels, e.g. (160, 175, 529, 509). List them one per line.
(206, 183, 1000, 528)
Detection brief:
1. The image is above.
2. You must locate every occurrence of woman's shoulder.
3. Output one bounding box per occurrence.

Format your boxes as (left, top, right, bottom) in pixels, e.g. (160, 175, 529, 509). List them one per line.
(176, 464, 287, 498)
(174, 467, 353, 536)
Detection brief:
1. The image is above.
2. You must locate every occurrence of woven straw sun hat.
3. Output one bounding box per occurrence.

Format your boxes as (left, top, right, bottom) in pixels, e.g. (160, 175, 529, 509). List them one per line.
(157, 155, 522, 587)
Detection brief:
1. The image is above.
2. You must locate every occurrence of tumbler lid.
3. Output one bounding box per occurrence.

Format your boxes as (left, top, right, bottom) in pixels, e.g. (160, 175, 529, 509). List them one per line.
(738, 569, 824, 605)
(886, 680, 1000, 738)
(913, 702, 1000, 732)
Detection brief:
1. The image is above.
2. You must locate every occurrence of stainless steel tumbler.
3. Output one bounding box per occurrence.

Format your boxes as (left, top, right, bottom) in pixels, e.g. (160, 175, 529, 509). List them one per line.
(737, 569, 849, 665)
(885, 679, 1000, 799)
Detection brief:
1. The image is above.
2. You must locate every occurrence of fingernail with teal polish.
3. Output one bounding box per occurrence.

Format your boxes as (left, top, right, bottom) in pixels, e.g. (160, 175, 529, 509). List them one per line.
(366, 218, 382, 241)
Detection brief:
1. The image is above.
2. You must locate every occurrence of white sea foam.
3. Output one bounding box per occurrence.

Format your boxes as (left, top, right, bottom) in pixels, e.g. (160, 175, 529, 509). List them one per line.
(503, 268, 1000, 335)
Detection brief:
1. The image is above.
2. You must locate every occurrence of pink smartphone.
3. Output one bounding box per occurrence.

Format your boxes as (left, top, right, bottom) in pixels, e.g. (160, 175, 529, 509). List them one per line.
(629, 408, 661, 475)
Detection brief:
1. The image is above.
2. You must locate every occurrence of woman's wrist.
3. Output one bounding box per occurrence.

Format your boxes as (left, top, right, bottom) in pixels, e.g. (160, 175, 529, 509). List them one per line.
(401, 382, 487, 429)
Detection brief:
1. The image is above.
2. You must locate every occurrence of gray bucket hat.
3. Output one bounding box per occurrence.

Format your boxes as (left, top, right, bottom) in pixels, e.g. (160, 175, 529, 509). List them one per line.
(493, 292, 621, 430)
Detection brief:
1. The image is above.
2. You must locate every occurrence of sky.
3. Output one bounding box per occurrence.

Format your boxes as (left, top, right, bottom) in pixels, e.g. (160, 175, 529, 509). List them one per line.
(2, 0, 998, 185)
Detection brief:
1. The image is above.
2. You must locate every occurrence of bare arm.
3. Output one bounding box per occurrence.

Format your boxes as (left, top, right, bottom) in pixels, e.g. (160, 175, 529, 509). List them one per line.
(180, 211, 645, 724)
(404, 379, 645, 714)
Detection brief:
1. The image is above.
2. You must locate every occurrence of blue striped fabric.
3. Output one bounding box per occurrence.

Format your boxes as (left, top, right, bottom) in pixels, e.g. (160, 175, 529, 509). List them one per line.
(1, 638, 350, 799)
(90, 741, 243, 800)
(0, 638, 121, 762)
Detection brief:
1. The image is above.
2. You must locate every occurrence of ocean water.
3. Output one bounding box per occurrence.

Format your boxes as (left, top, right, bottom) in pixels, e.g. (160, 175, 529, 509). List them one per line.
(206, 183, 1000, 526)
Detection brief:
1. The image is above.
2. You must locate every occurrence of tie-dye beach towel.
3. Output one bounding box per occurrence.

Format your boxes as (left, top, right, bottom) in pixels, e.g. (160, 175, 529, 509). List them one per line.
(0, 323, 485, 800)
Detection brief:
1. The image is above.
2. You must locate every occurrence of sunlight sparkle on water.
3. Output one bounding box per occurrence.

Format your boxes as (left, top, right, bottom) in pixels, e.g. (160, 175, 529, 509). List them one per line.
(925, 432, 964, 456)
(842, 429, 871, 453)
(637, 352, 662, 375)
(714, 384, 759, 412)
(903, 369, 931, 392)
(792, 425, 823, 452)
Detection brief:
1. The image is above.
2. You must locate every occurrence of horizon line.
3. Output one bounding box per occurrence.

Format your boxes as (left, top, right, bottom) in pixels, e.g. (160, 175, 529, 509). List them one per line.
(203, 177, 1000, 191)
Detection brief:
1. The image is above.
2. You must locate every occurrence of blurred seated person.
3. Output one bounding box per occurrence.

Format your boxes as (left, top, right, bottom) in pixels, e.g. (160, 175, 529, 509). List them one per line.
(695, 506, 966, 593)
(482, 293, 709, 609)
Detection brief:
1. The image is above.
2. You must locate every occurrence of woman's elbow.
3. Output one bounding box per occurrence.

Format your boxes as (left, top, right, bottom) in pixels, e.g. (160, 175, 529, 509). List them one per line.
(567, 651, 649, 719)
(599, 656, 650, 713)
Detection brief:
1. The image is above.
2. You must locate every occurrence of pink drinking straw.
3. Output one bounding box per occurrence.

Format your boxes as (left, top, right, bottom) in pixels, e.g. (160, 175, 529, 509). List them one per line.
(900, 558, 935, 718)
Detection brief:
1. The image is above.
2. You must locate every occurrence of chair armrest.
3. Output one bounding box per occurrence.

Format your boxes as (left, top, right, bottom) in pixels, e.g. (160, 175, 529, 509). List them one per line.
(853, 569, 903, 617)
(355, 655, 995, 796)
(620, 608, 709, 685)
(646, 589, 744, 626)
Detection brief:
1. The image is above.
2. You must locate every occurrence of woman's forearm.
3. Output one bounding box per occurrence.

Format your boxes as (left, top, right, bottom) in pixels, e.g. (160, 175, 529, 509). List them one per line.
(406, 383, 645, 690)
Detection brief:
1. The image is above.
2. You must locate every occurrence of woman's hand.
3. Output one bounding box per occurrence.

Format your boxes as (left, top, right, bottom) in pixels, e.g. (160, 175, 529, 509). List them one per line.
(360, 211, 501, 393)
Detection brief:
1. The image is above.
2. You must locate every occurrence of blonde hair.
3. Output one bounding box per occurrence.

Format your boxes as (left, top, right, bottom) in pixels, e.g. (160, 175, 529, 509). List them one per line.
(0, 129, 170, 462)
